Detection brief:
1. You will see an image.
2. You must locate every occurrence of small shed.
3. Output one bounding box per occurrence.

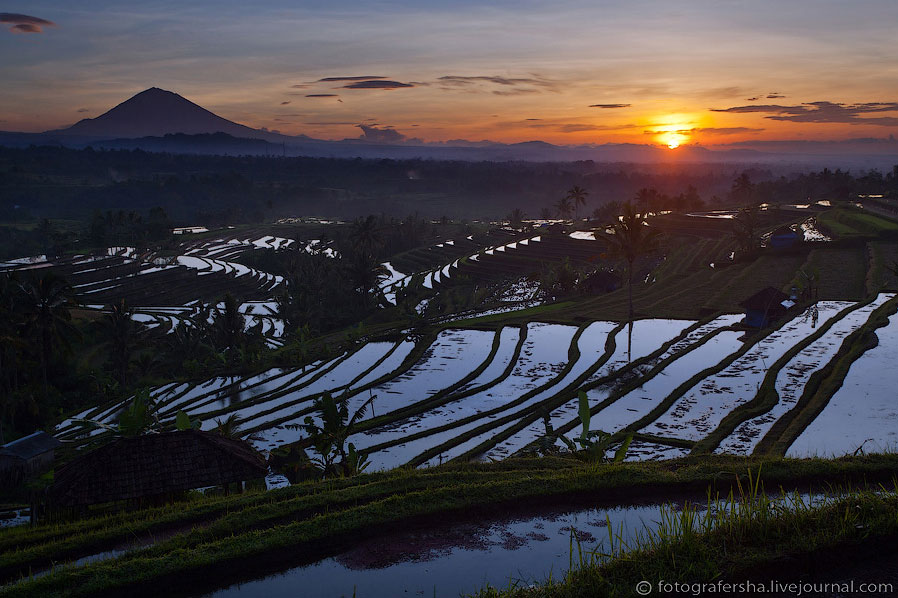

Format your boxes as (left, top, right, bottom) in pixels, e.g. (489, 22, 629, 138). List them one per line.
(50, 430, 266, 507)
(769, 226, 801, 249)
(739, 287, 792, 328)
(0, 431, 61, 487)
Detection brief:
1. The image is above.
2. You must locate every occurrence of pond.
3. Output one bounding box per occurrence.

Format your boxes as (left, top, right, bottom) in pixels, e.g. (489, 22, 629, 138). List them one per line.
(203, 500, 670, 598)
(202, 491, 835, 598)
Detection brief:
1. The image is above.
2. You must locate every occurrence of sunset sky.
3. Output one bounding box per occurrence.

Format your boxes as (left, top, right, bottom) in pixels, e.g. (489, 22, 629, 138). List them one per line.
(3, 0, 898, 147)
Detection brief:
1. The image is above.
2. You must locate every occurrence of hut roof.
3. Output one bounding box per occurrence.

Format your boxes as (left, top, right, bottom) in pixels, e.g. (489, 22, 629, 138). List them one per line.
(50, 430, 266, 507)
(0, 431, 61, 461)
(739, 287, 790, 311)
(772, 226, 799, 237)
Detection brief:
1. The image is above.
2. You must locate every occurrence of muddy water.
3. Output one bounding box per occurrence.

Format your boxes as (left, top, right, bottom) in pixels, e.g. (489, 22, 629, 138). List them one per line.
(205, 502, 667, 598)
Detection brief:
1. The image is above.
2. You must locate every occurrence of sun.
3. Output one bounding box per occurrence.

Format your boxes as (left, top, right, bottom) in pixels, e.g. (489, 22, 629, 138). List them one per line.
(657, 130, 688, 149)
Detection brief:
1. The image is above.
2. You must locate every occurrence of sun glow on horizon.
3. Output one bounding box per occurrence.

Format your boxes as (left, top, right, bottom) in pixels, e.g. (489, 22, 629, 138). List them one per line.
(657, 130, 688, 149)
(650, 116, 697, 150)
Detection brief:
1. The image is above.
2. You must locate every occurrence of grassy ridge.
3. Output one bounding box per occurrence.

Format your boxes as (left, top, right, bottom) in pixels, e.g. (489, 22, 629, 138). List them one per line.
(5, 455, 898, 598)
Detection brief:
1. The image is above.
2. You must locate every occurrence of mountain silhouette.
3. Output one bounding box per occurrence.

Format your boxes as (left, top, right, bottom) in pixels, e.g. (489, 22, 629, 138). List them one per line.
(47, 87, 285, 141)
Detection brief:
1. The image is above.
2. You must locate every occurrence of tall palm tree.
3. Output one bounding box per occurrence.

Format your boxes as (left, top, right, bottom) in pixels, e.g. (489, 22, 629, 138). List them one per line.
(555, 196, 573, 220)
(349, 215, 383, 255)
(566, 186, 589, 220)
(102, 299, 144, 388)
(602, 201, 662, 326)
(19, 273, 78, 396)
(507, 207, 526, 230)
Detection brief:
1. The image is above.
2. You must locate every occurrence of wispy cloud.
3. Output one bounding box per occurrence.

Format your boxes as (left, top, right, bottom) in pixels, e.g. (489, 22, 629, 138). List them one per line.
(318, 76, 386, 82)
(522, 121, 640, 133)
(711, 101, 898, 126)
(436, 74, 558, 96)
(280, 101, 290, 105)
(76, 108, 90, 113)
(305, 94, 343, 103)
(1, 13, 56, 34)
(645, 126, 764, 135)
(766, 93, 785, 99)
(589, 103, 631, 109)
(342, 80, 413, 89)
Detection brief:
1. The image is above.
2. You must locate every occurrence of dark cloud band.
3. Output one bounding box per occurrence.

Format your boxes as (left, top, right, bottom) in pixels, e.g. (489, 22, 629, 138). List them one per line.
(711, 101, 898, 126)
(1, 12, 56, 33)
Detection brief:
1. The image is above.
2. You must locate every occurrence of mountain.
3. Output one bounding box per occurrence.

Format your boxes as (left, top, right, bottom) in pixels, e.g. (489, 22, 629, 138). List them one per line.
(45, 87, 287, 141)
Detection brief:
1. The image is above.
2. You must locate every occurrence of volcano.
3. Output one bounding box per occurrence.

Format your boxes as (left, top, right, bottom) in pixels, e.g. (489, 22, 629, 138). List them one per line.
(48, 87, 283, 140)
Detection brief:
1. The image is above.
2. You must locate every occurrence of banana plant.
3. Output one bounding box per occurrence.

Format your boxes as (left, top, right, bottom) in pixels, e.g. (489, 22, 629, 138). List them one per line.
(555, 391, 633, 463)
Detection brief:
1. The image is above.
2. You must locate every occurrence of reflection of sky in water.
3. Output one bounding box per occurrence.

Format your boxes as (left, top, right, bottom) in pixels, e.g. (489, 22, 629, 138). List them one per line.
(206, 502, 667, 598)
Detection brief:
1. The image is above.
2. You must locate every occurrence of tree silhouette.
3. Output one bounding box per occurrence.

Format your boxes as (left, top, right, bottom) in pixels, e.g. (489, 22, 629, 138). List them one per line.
(102, 299, 145, 387)
(507, 207, 526, 230)
(565, 186, 588, 220)
(601, 201, 662, 326)
(555, 196, 573, 220)
(19, 273, 78, 397)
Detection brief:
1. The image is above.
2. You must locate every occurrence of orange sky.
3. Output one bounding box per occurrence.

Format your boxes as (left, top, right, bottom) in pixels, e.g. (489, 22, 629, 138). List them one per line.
(3, 1, 898, 147)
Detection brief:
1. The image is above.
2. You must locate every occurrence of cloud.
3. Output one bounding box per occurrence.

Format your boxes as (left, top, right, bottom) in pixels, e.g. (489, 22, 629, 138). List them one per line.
(492, 88, 540, 96)
(436, 74, 558, 96)
(290, 84, 310, 89)
(304, 121, 357, 126)
(1, 13, 56, 33)
(645, 127, 764, 135)
(280, 101, 291, 105)
(746, 97, 760, 101)
(711, 101, 898, 126)
(305, 94, 339, 97)
(357, 124, 406, 143)
(525, 118, 542, 121)
(318, 76, 386, 82)
(438, 75, 555, 88)
(76, 108, 90, 113)
(342, 80, 413, 89)
(766, 93, 786, 99)
(589, 103, 631, 109)
(523, 122, 640, 133)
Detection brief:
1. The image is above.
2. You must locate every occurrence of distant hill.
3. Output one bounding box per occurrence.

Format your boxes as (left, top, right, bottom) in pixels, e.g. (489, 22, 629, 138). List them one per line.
(0, 86, 894, 167)
(45, 87, 288, 142)
(94, 132, 283, 155)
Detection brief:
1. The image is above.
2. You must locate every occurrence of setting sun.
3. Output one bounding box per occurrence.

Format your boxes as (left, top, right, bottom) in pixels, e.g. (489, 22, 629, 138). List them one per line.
(658, 130, 688, 149)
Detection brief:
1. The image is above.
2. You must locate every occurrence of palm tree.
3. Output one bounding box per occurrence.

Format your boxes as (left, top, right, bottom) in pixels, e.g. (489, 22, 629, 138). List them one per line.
(507, 207, 526, 230)
(555, 196, 573, 220)
(602, 201, 662, 326)
(349, 215, 383, 255)
(19, 273, 78, 396)
(566, 186, 589, 220)
(102, 299, 145, 387)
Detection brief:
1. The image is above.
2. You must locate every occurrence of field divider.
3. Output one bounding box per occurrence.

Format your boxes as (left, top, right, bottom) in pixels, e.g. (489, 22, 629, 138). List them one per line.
(357, 325, 528, 455)
(410, 321, 628, 466)
(758, 294, 898, 456)
(468, 315, 734, 459)
(239, 331, 438, 435)
(344, 326, 506, 439)
(692, 298, 877, 455)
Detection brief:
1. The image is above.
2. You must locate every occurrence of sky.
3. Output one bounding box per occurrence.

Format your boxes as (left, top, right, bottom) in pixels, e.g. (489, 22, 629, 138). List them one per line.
(3, 0, 898, 148)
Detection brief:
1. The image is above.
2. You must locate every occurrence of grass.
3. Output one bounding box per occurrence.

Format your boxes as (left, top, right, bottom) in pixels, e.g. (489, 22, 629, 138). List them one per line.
(473, 471, 898, 597)
(5, 454, 898, 597)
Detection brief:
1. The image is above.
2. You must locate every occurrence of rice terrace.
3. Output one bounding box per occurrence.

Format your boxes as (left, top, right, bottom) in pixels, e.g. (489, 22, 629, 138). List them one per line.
(5, 2, 898, 597)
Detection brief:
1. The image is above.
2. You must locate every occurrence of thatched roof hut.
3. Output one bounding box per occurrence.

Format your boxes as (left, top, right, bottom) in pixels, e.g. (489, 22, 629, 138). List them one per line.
(0, 431, 61, 487)
(50, 430, 266, 507)
(739, 286, 792, 328)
